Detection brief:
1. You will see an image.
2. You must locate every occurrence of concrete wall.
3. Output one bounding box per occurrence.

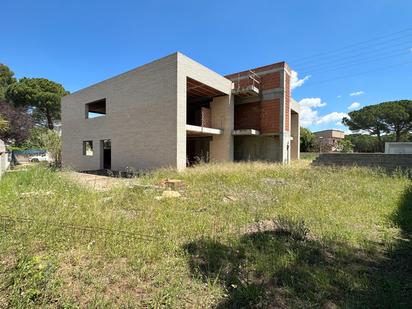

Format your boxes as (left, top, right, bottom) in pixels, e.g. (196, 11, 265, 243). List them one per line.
(62, 52, 233, 171)
(0, 139, 5, 154)
(313, 153, 412, 171)
(290, 112, 300, 160)
(62, 53, 179, 171)
(280, 67, 292, 163)
(210, 95, 234, 162)
(234, 136, 281, 162)
(0, 153, 7, 178)
(385, 142, 412, 154)
(176, 53, 233, 166)
(0, 139, 7, 178)
(62, 51, 297, 171)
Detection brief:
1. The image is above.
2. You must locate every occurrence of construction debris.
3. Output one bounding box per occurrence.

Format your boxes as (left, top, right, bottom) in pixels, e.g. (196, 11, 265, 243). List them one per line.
(162, 190, 181, 198)
(223, 195, 238, 203)
(155, 190, 182, 200)
(159, 179, 185, 191)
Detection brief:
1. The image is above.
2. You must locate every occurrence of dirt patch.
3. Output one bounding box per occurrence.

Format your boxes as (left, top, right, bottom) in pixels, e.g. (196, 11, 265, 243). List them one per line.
(63, 171, 133, 191)
(242, 218, 315, 241)
(56, 249, 146, 307)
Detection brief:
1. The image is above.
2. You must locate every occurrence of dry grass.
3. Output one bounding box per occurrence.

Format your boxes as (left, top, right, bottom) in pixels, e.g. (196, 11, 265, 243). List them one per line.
(0, 161, 411, 308)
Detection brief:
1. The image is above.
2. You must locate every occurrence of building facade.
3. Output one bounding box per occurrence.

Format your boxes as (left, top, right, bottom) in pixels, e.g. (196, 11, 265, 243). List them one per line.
(313, 129, 345, 152)
(61, 52, 300, 171)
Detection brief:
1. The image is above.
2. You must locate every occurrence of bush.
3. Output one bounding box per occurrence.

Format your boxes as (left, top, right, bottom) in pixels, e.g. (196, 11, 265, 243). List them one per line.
(338, 139, 354, 153)
(23, 128, 61, 166)
(300, 127, 315, 152)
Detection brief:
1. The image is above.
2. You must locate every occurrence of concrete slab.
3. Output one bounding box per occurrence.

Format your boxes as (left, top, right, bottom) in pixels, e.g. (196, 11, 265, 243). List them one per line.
(186, 124, 223, 135)
(232, 129, 260, 136)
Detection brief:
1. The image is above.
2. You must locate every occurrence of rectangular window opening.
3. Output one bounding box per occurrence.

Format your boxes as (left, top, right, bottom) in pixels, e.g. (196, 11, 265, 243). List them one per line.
(86, 99, 106, 119)
(83, 141, 94, 156)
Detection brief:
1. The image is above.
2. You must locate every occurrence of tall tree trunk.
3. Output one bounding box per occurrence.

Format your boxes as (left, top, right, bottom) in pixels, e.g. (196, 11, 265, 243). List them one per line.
(396, 131, 401, 142)
(46, 110, 54, 130)
(377, 132, 383, 152)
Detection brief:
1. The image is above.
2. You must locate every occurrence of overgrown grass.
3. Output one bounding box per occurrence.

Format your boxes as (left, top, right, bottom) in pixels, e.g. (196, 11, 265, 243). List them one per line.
(0, 161, 411, 308)
(300, 152, 319, 161)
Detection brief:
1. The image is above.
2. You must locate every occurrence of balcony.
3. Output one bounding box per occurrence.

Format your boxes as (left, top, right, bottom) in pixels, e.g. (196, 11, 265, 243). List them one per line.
(232, 70, 261, 97)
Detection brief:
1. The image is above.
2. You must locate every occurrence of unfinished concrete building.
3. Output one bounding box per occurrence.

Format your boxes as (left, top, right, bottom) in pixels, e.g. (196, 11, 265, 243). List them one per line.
(61, 52, 300, 171)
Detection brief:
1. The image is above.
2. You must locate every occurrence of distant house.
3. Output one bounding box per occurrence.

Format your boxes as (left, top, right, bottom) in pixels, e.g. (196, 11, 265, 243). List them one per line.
(313, 129, 345, 152)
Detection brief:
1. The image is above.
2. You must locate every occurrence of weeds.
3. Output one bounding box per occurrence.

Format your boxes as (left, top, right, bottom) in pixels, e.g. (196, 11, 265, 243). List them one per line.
(2, 255, 59, 308)
(0, 162, 411, 307)
(276, 216, 310, 241)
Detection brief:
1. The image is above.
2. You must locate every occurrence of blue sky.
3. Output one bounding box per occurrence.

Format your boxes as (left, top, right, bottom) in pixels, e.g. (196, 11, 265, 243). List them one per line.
(1, 0, 412, 132)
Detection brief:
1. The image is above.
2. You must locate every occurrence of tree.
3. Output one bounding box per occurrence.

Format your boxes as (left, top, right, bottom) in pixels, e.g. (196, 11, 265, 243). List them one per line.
(24, 127, 61, 166)
(0, 101, 34, 145)
(5, 78, 68, 129)
(343, 101, 412, 148)
(345, 134, 380, 153)
(342, 105, 387, 148)
(0, 64, 16, 101)
(379, 100, 412, 142)
(300, 127, 315, 152)
(0, 115, 8, 132)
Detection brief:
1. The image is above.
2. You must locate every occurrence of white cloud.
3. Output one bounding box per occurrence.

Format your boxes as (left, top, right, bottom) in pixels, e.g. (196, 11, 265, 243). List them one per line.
(298, 97, 325, 126)
(348, 102, 361, 110)
(349, 91, 364, 96)
(298, 97, 348, 127)
(299, 97, 327, 108)
(291, 70, 311, 89)
(300, 106, 319, 127)
(316, 112, 348, 125)
(410, 47, 412, 53)
(337, 95, 342, 98)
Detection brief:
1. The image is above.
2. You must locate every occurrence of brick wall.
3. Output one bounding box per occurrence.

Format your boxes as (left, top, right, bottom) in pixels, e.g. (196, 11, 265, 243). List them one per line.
(261, 72, 281, 90)
(234, 102, 261, 130)
(261, 99, 280, 133)
(225, 62, 286, 80)
(228, 70, 281, 92)
(201, 107, 211, 127)
(226, 62, 288, 135)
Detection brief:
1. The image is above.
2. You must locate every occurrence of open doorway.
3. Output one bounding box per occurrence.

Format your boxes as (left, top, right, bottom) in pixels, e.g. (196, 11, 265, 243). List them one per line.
(101, 139, 111, 170)
(186, 136, 211, 166)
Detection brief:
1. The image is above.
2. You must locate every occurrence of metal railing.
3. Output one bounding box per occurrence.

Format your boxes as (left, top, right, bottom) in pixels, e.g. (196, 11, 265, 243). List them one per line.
(235, 70, 261, 93)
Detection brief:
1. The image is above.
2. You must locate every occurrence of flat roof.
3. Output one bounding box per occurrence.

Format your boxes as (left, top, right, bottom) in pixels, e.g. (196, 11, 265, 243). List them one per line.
(313, 129, 345, 134)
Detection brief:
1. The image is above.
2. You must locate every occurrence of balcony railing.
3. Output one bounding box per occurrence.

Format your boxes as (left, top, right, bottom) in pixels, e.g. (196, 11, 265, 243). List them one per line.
(232, 70, 261, 97)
